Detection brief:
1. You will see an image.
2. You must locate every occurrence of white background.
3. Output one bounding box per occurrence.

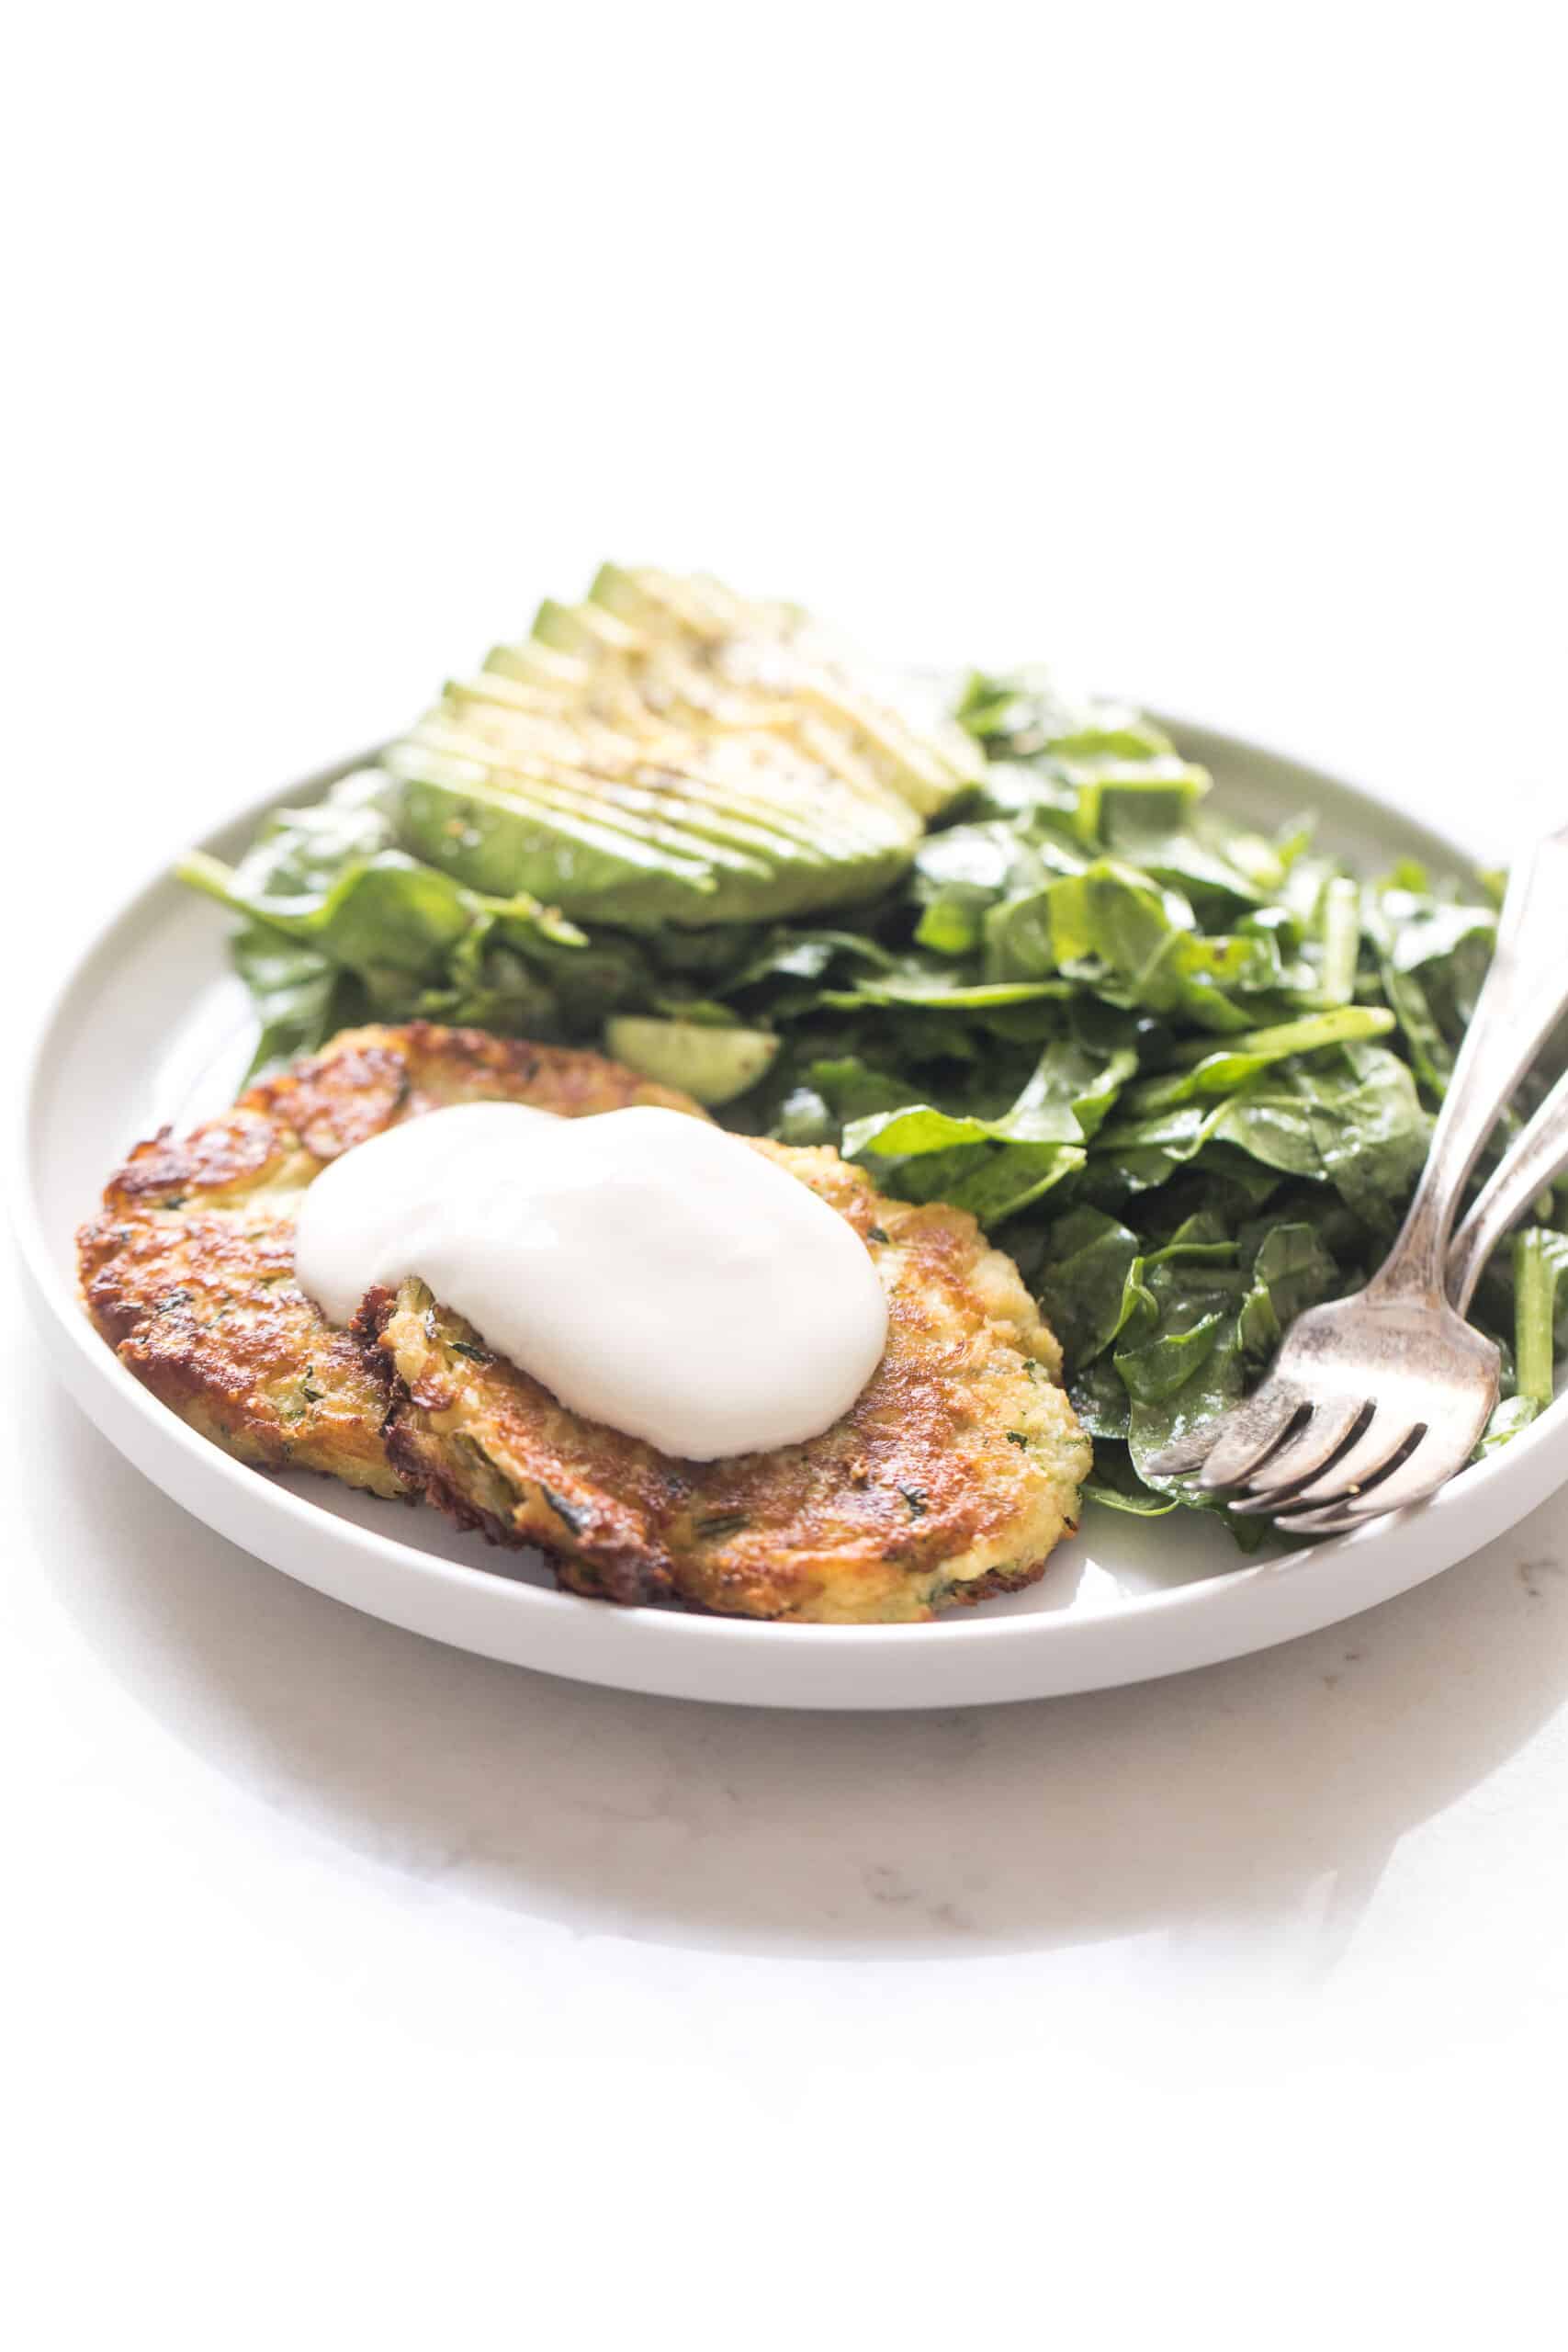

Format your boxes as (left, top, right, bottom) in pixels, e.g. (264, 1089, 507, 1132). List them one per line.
(6, 5, 1568, 2343)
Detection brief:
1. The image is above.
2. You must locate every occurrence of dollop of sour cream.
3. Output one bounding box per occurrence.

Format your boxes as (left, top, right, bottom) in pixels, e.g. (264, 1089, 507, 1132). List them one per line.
(293, 1102, 889, 1460)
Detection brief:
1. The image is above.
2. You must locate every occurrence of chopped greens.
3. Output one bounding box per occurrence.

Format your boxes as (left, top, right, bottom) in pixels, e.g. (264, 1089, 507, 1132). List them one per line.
(181, 597, 1567, 1534)
(181, 771, 589, 1076)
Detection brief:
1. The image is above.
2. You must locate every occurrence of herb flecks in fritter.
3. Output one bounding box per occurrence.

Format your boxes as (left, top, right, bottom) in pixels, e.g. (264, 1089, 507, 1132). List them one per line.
(361, 1140, 1087, 1624)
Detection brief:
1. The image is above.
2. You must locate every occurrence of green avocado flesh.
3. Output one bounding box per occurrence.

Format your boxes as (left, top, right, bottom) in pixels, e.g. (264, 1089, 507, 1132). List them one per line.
(386, 565, 982, 928)
(604, 1016, 781, 1106)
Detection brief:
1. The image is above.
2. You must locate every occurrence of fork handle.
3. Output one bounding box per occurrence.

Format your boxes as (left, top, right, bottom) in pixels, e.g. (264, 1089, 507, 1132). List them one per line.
(1448, 1066, 1568, 1312)
(1372, 821, 1568, 1302)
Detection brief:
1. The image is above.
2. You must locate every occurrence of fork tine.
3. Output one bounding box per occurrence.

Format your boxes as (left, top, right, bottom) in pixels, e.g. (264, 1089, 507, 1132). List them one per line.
(1269, 1498, 1388, 1539)
(1264, 1418, 1424, 1517)
(1187, 1389, 1307, 1491)
(1275, 1422, 1474, 1534)
(1144, 1425, 1224, 1477)
(1222, 1395, 1367, 1508)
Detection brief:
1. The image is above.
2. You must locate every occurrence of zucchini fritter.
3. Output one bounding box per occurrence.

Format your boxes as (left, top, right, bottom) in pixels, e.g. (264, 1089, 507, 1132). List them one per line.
(359, 1143, 1089, 1624)
(80, 1021, 1089, 1623)
(77, 1023, 704, 1498)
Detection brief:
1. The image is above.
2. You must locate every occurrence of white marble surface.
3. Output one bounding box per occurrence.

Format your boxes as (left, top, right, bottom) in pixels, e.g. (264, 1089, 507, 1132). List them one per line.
(8, 8, 1568, 2340)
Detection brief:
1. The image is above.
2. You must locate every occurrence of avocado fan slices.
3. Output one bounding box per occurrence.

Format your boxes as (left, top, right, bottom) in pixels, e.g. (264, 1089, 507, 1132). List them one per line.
(390, 564, 982, 928)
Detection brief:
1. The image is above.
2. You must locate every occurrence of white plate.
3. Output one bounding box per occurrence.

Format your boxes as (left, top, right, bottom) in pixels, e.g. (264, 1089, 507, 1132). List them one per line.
(16, 723, 1568, 1708)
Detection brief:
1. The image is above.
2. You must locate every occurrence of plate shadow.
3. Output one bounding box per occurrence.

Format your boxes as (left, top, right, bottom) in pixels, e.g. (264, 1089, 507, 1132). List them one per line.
(30, 1383, 1568, 1962)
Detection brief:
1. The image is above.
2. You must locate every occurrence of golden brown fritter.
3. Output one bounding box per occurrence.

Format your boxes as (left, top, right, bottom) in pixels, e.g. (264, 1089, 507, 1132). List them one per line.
(77, 1023, 705, 1498)
(80, 1021, 1090, 1622)
(359, 1142, 1089, 1624)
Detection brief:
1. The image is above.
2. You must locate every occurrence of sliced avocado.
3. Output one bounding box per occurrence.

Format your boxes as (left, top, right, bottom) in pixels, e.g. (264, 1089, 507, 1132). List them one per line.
(468, 656, 886, 819)
(389, 754, 722, 925)
(604, 1016, 780, 1106)
(402, 730, 774, 884)
(487, 628, 948, 845)
(586, 564, 982, 814)
(532, 597, 645, 662)
(414, 719, 839, 874)
(431, 684, 914, 856)
(382, 567, 976, 927)
(483, 638, 590, 693)
(394, 753, 911, 929)
(590, 562, 729, 641)
(789, 673, 980, 817)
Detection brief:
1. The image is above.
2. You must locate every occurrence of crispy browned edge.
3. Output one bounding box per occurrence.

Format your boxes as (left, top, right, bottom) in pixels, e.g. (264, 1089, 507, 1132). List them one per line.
(77, 1020, 1089, 1623)
(354, 1143, 1089, 1625)
(353, 1286, 1079, 1618)
(75, 1021, 705, 1499)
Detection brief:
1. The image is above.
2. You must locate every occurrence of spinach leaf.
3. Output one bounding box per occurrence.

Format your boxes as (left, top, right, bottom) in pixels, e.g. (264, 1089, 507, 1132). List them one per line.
(1080, 1443, 1179, 1515)
(1122, 1006, 1396, 1110)
(1034, 1208, 1143, 1374)
(909, 823, 1049, 956)
(180, 774, 590, 1071)
(1232, 1223, 1339, 1363)
(841, 1037, 1135, 1223)
(230, 927, 351, 1073)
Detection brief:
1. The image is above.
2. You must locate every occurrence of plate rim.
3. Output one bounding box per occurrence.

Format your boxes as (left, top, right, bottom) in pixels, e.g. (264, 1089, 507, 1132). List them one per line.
(16, 722, 1568, 1708)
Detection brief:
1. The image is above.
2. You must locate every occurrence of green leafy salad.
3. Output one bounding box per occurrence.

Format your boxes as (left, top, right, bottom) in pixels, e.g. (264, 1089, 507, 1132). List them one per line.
(180, 565, 1567, 1531)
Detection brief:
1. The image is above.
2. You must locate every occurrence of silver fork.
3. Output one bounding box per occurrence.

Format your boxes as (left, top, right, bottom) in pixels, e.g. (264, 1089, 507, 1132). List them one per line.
(1147, 820, 1568, 1535)
(1447, 1065, 1568, 1319)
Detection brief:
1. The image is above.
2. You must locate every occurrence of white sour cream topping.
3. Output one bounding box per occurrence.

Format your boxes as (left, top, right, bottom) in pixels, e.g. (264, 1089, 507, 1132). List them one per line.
(293, 1102, 889, 1460)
